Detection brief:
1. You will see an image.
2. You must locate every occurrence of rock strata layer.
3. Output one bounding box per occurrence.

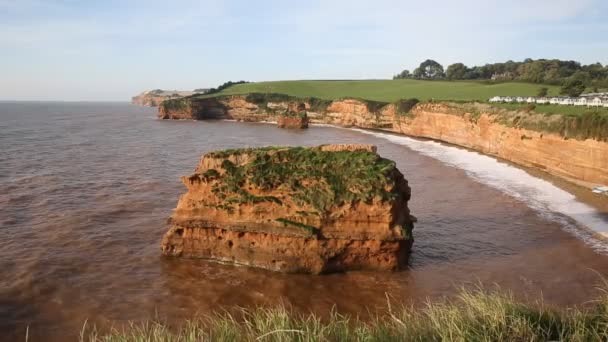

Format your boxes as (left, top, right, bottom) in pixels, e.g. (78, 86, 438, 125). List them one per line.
(161, 144, 415, 274)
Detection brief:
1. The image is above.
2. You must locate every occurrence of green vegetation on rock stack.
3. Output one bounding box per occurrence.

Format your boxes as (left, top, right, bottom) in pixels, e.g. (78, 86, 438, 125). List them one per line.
(279, 111, 307, 119)
(206, 146, 399, 216)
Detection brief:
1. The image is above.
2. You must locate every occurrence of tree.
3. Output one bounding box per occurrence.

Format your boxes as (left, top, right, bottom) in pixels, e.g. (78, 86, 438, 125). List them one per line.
(537, 87, 548, 97)
(393, 69, 411, 79)
(560, 79, 586, 97)
(446, 63, 468, 80)
(414, 59, 445, 79)
(395, 58, 603, 85)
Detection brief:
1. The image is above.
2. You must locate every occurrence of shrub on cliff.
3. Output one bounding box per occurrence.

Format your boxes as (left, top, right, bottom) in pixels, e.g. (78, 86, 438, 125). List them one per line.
(245, 93, 293, 105)
(159, 97, 190, 112)
(205, 80, 249, 95)
(244, 93, 333, 113)
(361, 99, 389, 113)
(307, 97, 333, 112)
(395, 98, 420, 115)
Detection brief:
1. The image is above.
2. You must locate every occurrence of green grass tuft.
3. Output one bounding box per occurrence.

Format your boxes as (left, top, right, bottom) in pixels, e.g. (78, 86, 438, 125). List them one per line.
(81, 285, 608, 341)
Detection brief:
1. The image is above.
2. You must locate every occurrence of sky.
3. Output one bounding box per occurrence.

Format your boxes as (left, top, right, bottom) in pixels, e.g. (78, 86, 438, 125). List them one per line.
(1, 0, 607, 101)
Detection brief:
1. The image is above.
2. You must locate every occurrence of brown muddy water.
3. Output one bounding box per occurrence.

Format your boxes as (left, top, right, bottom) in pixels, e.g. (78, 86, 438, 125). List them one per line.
(1, 102, 608, 341)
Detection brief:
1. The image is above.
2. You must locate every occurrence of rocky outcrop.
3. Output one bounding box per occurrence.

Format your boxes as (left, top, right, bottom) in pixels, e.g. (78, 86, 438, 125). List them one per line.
(157, 95, 608, 187)
(158, 98, 228, 120)
(277, 109, 309, 129)
(161, 145, 415, 274)
(132, 90, 196, 107)
(277, 115, 308, 129)
(324, 99, 393, 128)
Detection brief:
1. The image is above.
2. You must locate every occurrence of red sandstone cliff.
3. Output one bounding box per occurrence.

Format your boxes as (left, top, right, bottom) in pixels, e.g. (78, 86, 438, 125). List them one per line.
(157, 96, 608, 187)
(161, 144, 415, 274)
(396, 103, 608, 186)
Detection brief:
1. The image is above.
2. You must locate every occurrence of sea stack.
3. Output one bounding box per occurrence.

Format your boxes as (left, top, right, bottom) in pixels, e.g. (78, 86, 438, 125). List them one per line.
(277, 103, 309, 129)
(161, 144, 415, 274)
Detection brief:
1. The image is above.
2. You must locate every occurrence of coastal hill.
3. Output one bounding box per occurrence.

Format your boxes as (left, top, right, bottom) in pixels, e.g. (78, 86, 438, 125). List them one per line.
(161, 144, 415, 274)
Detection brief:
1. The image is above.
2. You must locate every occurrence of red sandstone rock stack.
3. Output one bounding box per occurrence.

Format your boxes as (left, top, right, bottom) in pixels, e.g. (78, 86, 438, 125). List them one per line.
(161, 144, 415, 274)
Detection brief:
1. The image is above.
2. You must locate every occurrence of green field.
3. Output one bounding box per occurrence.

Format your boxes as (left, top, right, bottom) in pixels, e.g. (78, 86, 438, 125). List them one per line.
(187, 79, 608, 118)
(199, 79, 561, 102)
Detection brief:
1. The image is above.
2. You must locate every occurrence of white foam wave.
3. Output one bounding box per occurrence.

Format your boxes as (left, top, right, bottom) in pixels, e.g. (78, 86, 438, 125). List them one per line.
(351, 128, 608, 253)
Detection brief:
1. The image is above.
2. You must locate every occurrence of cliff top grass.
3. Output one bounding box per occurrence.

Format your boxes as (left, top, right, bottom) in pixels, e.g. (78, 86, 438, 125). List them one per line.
(192, 79, 561, 102)
(203, 145, 402, 216)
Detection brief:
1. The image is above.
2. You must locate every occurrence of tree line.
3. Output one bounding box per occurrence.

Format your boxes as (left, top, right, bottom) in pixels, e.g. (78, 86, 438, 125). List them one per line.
(394, 59, 608, 93)
(203, 80, 249, 95)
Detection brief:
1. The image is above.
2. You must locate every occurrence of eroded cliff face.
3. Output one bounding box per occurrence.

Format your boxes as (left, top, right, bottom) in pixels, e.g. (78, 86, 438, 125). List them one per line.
(397, 104, 608, 186)
(157, 96, 608, 187)
(323, 99, 395, 128)
(158, 98, 228, 120)
(161, 144, 415, 274)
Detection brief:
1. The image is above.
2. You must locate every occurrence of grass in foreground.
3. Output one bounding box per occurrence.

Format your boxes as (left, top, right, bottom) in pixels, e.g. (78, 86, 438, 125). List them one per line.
(83, 285, 608, 341)
(196, 79, 561, 102)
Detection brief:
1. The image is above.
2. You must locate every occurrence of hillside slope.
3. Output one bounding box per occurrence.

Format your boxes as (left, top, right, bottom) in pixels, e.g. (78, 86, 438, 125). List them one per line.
(196, 79, 561, 102)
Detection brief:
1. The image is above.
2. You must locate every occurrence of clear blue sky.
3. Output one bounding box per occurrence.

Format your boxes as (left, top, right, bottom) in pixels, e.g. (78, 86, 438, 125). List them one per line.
(1, 0, 607, 101)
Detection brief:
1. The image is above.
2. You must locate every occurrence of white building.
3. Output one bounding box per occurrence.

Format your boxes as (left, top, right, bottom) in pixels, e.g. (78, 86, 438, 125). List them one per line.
(536, 97, 550, 104)
(560, 98, 576, 105)
(489, 95, 608, 108)
(589, 97, 603, 107)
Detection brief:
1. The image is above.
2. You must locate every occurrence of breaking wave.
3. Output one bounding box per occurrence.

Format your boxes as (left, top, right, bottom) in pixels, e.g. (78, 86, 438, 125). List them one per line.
(351, 128, 608, 253)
